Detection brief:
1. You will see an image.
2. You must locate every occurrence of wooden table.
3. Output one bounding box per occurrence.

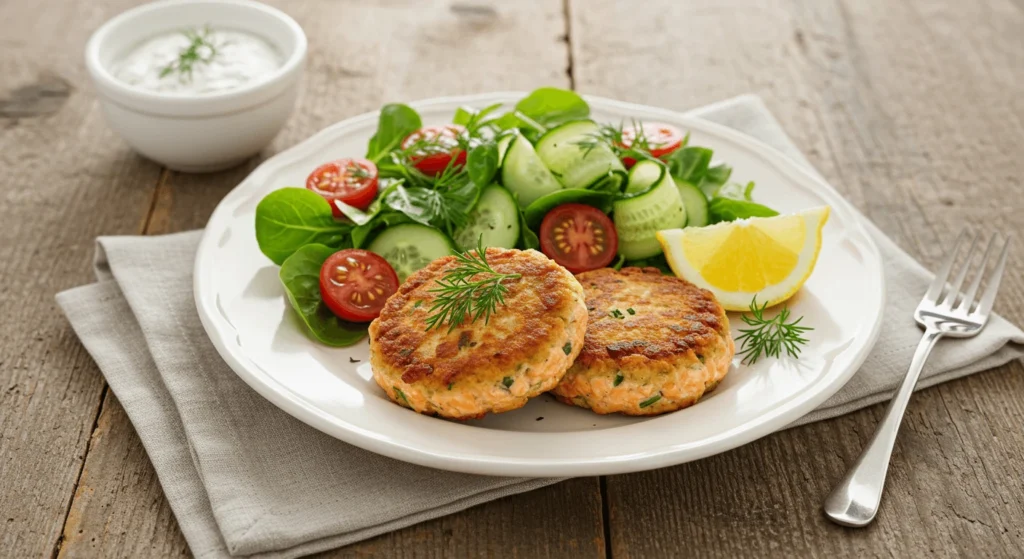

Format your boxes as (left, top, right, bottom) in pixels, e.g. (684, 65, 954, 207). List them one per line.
(2, 0, 1023, 556)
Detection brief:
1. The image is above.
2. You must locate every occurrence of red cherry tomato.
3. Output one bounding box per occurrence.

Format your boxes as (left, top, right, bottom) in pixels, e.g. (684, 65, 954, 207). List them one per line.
(319, 249, 399, 322)
(401, 124, 467, 176)
(539, 204, 619, 274)
(306, 158, 379, 216)
(620, 122, 686, 168)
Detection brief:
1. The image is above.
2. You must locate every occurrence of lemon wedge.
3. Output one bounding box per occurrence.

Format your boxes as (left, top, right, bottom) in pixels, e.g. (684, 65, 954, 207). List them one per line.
(656, 206, 829, 311)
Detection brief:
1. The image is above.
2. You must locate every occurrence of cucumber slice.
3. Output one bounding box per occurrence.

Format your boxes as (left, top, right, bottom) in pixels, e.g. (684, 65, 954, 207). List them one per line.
(675, 179, 709, 227)
(523, 188, 616, 229)
(453, 184, 520, 250)
(367, 224, 455, 282)
(496, 133, 515, 166)
(625, 159, 665, 194)
(535, 120, 627, 191)
(501, 135, 563, 207)
(613, 172, 687, 260)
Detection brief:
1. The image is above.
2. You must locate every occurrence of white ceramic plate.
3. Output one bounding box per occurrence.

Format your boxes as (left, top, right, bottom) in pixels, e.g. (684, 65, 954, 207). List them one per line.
(195, 93, 884, 477)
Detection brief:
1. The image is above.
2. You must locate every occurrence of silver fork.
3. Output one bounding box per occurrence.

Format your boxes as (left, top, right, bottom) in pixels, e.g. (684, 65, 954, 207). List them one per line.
(823, 229, 1013, 527)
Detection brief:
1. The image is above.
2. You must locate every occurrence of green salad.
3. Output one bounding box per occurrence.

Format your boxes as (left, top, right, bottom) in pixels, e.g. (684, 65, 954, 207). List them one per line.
(254, 87, 779, 346)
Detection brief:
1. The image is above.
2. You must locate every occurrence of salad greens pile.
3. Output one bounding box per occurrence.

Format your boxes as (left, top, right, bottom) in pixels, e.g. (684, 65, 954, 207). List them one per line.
(254, 86, 782, 346)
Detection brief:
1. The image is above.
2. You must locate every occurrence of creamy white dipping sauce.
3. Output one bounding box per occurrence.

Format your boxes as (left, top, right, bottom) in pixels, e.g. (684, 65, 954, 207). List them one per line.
(113, 27, 283, 95)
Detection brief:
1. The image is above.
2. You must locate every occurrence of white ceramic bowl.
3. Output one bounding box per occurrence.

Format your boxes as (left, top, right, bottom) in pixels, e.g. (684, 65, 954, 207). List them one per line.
(85, 0, 307, 172)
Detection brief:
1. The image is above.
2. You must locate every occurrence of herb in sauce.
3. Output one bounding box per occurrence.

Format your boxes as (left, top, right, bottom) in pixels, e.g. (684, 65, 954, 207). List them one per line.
(159, 27, 219, 81)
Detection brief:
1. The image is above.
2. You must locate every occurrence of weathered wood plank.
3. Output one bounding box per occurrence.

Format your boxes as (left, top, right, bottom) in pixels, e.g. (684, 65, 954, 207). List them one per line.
(318, 478, 605, 559)
(570, 0, 1024, 556)
(59, 1, 605, 557)
(56, 395, 191, 557)
(0, 0, 165, 556)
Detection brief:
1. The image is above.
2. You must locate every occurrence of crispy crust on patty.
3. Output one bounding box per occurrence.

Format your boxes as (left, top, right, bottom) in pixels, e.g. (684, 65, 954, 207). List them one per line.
(551, 267, 735, 416)
(369, 248, 587, 419)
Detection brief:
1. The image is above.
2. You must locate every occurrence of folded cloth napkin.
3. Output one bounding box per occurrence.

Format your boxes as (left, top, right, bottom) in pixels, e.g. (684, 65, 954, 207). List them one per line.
(57, 95, 1024, 558)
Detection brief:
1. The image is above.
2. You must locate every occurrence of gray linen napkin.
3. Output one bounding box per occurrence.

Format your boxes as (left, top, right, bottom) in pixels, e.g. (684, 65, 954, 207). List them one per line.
(56, 96, 1024, 558)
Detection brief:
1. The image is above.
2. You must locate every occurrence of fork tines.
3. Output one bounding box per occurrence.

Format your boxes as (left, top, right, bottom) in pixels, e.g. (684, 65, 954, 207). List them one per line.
(926, 229, 1013, 319)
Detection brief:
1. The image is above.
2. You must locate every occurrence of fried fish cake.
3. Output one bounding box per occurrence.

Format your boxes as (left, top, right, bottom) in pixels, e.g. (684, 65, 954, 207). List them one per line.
(368, 248, 587, 420)
(551, 267, 734, 416)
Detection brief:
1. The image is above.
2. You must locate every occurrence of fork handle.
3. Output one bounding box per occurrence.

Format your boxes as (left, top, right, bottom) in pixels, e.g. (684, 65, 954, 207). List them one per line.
(823, 328, 943, 527)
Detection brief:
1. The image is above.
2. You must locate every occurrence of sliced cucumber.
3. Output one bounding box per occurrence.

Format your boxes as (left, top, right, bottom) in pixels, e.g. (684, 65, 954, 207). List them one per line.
(501, 135, 563, 207)
(496, 133, 515, 167)
(675, 179, 709, 227)
(453, 184, 520, 250)
(625, 159, 666, 194)
(367, 224, 455, 282)
(535, 120, 627, 191)
(523, 188, 616, 229)
(613, 173, 687, 260)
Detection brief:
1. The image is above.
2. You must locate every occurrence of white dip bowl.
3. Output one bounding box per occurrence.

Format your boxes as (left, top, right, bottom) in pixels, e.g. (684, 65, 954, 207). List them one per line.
(85, 0, 307, 172)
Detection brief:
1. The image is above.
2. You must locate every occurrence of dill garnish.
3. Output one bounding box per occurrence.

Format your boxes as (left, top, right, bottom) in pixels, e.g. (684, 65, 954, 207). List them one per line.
(735, 296, 813, 364)
(424, 237, 520, 332)
(159, 27, 219, 82)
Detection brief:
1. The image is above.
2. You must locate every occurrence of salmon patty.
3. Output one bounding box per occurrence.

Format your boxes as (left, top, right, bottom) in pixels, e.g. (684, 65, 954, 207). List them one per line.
(369, 248, 587, 419)
(551, 267, 734, 416)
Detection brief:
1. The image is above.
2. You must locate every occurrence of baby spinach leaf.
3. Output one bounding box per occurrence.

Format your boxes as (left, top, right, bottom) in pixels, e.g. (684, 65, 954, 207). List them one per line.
(279, 244, 367, 347)
(714, 180, 751, 201)
(492, 111, 523, 131)
(255, 188, 351, 265)
(707, 198, 779, 223)
(700, 163, 732, 197)
(366, 104, 422, 162)
(454, 102, 504, 133)
(665, 147, 713, 184)
(467, 142, 499, 187)
(514, 87, 590, 128)
(334, 181, 403, 226)
(383, 185, 436, 226)
(516, 207, 540, 250)
(707, 182, 779, 223)
(453, 107, 473, 126)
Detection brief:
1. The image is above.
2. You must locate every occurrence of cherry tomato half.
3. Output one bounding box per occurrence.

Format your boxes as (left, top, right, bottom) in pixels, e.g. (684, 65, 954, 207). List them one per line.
(401, 124, 468, 176)
(306, 158, 379, 216)
(319, 249, 399, 322)
(620, 122, 686, 168)
(539, 204, 618, 274)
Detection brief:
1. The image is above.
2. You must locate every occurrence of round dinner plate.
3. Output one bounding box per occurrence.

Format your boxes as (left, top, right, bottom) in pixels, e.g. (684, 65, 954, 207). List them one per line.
(194, 92, 885, 477)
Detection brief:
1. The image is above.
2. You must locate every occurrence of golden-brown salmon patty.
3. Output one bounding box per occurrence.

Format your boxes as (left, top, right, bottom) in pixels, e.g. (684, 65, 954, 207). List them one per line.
(551, 267, 734, 416)
(369, 248, 587, 419)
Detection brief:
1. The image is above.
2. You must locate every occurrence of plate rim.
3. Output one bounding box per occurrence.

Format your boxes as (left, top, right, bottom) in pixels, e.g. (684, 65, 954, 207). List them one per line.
(194, 91, 886, 476)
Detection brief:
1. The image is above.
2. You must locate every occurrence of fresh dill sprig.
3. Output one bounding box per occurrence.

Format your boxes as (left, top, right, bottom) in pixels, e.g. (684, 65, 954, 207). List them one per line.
(395, 128, 471, 161)
(424, 238, 521, 332)
(735, 296, 813, 364)
(160, 26, 219, 81)
(574, 119, 658, 162)
(389, 128, 472, 189)
(346, 162, 371, 179)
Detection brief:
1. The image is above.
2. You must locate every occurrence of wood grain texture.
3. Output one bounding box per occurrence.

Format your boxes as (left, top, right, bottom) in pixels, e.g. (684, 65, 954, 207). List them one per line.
(570, 0, 1024, 556)
(0, 0, 166, 556)
(56, 1, 605, 558)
